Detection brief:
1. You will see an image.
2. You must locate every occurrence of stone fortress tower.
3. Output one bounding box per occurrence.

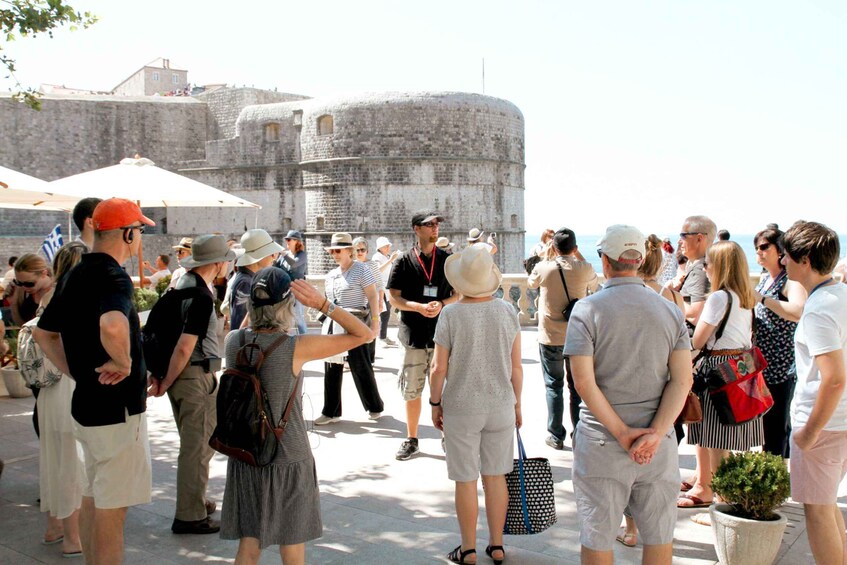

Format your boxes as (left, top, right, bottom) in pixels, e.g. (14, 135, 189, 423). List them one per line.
(0, 60, 526, 274)
(180, 91, 526, 273)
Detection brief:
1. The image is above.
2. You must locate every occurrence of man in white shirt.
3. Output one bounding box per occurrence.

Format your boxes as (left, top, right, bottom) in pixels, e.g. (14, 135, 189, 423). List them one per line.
(143, 255, 171, 289)
(372, 236, 399, 346)
(782, 220, 847, 565)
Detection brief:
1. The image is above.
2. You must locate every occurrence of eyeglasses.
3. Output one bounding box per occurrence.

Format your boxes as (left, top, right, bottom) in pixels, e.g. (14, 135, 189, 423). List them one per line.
(13, 278, 36, 288)
(679, 232, 703, 238)
(355, 248, 367, 254)
(597, 250, 604, 259)
(419, 221, 439, 228)
(757, 243, 772, 252)
(121, 224, 146, 234)
(329, 249, 347, 255)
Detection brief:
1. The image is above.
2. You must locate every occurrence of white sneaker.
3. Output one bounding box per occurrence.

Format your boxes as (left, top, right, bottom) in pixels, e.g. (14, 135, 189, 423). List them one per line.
(368, 412, 383, 421)
(314, 415, 341, 425)
(380, 338, 397, 347)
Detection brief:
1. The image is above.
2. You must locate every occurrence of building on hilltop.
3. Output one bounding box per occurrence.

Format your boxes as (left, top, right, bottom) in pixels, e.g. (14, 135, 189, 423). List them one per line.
(0, 62, 525, 273)
(112, 58, 189, 97)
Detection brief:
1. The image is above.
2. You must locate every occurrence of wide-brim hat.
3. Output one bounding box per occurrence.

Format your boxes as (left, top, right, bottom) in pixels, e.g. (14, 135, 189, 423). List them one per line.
(467, 227, 483, 242)
(435, 236, 453, 250)
(172, 237, 193, 251)
(376, 236, 392, 249)
(181, 234, 237, 268)
(324, 232, 354, 251)
(236, 228, 285, 266)
(444, 243, 502, 298)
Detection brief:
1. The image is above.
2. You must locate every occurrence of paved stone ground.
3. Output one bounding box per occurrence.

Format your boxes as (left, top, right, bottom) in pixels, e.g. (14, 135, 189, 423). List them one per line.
(0, 327, 840, 564)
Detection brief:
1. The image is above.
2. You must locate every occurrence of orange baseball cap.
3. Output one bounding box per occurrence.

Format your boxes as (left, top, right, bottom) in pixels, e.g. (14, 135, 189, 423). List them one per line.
(92, 198, 156, 232)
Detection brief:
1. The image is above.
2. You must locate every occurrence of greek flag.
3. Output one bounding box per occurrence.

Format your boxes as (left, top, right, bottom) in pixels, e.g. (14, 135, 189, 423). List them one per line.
(41, 225, 63, 263)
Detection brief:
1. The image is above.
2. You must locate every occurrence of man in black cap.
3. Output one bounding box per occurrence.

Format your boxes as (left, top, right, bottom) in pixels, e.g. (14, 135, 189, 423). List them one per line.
(276, 230, 308, 334)
(387, 211, 457, 460)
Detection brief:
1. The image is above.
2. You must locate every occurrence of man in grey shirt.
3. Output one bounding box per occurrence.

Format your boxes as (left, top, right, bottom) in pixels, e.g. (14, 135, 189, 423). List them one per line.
(564, 225, 692, 564)
(675, 215, 716, 330)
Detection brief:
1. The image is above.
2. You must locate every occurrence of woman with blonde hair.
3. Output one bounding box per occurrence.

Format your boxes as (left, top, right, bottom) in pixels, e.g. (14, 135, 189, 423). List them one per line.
(32, 242, 87, 557)
(11, 254, 53, 326)
(678, 241, 763, 518)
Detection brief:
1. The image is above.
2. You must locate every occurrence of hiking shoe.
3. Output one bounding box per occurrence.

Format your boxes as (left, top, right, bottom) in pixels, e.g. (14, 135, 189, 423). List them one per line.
(395, 438, 420, 461)
(204, 500, 216, 516)
(171, 517, 220, 535)
(368, 411, 383, 421)
(545, 435, 565, 450)
(314, 414, 341, 425)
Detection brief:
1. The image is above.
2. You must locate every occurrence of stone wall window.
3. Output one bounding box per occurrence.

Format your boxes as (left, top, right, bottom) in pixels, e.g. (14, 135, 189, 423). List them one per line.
(265, 123, 281, 142)
(317, 115, 333, 136)
(316, 216, 325, 231)
(511, 214, 518, 228)
(172, 74, 179, 84)
(152, 71, 160, 81)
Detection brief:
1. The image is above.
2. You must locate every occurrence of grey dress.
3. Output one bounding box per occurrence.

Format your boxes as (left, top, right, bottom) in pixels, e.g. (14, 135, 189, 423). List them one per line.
(220, 330, 322, 548)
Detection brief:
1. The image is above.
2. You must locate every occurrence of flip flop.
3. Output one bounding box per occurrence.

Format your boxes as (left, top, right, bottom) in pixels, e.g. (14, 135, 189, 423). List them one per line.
(680, 481, 694, 492)
(62, 550, 83, 558)
(677, 494, 713, 508)
(615, 531, 637, 548)
(691, 512, 712, 526)
(42, 535, 64, 546)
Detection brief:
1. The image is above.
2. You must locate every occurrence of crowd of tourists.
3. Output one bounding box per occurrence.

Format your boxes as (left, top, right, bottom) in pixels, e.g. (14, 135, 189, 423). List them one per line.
(0, 197, 844, 565)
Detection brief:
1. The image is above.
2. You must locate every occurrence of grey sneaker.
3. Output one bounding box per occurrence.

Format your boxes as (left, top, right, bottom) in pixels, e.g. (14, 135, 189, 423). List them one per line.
(395, 438, 420, 461)
(368, 411, 383, 421)
(545, 435, 565, 450)
(380, 338, 397, 347)
(314, 414, 341, 425)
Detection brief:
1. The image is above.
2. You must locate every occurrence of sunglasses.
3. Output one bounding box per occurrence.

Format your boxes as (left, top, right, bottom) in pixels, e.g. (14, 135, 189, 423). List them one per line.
(355, 248, 367, 254)
(419, 221, 439, 228)
(13, 278, 37, 288)
(121, 224, 146, 234)
(329, 249, 347, 255)
(757, 243, 772, 252)
(679, 232, 703, 238)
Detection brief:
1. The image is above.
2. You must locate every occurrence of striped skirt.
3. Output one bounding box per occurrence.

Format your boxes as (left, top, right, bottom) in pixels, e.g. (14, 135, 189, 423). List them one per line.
(687, 353, 764, 451)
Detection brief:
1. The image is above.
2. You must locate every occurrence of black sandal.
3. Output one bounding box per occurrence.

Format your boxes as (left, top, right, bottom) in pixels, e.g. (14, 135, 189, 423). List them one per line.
(447, 545, 476, 564)
(485, 544, 505, 565)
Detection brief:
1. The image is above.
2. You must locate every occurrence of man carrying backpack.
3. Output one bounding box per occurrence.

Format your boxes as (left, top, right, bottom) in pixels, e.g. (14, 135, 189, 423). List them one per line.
(149, 234, 235, 535)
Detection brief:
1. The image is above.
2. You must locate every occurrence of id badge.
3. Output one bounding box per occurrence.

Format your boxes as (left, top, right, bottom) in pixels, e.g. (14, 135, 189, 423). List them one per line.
(422, 285, 438, 298)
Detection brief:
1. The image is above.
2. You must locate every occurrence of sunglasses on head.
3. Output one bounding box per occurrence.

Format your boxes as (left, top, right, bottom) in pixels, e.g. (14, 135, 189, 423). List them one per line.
(757, 243, 772, 252)
(13, 278, 37, 288)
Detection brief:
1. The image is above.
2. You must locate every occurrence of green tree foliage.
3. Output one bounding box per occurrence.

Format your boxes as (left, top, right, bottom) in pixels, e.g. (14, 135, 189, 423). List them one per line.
(1, 0, 96, 109)
(710, 451, 790, 520)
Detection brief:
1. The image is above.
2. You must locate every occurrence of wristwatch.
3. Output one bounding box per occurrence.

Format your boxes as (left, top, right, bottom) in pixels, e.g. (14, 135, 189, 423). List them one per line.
(325, 302, 337, 316)
(428, 398, 441, 407)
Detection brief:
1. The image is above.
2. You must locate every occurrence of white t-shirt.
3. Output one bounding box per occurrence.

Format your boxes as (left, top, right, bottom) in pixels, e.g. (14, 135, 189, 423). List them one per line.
(792, 283, 847, 431)
(700, 289, 753, 350)
(146, 269, 170, 289)
(372, 251, 393, 288)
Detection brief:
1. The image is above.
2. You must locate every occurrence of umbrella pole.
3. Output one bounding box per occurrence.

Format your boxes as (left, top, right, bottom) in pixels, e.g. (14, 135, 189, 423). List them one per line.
(137, 201, 144, 288)
(255, 208, 259, 228)
(67, 212, 72, 241)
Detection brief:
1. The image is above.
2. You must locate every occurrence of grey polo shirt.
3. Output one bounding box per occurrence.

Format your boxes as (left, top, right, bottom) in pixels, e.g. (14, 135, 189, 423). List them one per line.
(564, 277, 690, 439)
(680, 258, 709, 303)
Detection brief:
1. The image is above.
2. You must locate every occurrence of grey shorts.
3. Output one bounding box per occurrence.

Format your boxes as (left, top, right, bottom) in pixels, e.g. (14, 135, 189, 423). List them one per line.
(573, 424, 678, 550)
(443, 409, 515, 482)
(398, 347, 433, 401)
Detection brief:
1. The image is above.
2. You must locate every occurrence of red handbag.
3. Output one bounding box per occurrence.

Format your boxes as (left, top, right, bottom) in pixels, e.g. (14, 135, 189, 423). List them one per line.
(706, 347, 773, 426)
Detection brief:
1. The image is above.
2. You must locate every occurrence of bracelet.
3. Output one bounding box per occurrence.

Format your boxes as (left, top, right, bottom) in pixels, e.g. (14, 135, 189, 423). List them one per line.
(371, 316, 379, 321)
(318, 298, 328, 312)
(428, 398, 441, 407)
(760, 295, 766, 305)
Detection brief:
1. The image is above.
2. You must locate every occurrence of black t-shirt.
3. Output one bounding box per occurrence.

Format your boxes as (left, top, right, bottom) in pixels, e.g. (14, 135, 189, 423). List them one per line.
(387, 246, 453, 349)
(38, 253, 146, 427)
(177, 271, 216, 361)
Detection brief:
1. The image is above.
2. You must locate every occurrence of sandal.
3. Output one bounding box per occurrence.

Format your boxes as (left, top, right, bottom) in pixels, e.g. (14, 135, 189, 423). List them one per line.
(447, 545, 476, 564)
(677, 493, 713, 508)
(680, 481, 694, 492)
(615, 531, 637, 548)
(485, 544, 505, 565)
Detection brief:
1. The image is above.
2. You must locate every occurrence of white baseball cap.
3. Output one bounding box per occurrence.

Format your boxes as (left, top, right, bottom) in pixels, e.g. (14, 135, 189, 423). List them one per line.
(596, 225, 645, 264)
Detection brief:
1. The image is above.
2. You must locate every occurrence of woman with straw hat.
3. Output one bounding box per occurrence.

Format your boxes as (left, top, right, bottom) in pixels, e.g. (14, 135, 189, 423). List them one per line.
(429, 243, 523, 564)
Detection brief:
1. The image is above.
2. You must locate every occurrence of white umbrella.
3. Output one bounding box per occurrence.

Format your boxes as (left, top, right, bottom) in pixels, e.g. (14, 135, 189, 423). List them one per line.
(48, 157, 260, 209)
(0, 165, 77, 211)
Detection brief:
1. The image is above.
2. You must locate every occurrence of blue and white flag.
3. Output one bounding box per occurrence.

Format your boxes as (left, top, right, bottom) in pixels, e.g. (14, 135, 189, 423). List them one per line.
(41, 224, 63, 263)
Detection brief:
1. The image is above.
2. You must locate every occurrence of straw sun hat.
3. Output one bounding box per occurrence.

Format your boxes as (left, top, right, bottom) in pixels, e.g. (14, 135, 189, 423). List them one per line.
(444, 243, 502, 298)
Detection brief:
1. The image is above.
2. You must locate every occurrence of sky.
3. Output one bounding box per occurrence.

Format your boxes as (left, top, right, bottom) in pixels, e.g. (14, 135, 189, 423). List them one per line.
(3, 0, 846, 237)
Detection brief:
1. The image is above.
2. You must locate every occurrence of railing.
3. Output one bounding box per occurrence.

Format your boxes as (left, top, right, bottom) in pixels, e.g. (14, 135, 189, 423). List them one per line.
(306, 271, 780, 328)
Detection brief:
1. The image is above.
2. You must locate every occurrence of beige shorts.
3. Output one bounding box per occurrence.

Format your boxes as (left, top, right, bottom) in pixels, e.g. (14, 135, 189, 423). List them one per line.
(790, 430, 847, 505)
(398, 347, 433, 401)
(73, 411, 152, 509)
(443, 409, 515, 482)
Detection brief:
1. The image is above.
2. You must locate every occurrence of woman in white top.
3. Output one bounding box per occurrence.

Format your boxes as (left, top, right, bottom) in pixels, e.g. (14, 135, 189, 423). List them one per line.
(315, 233, 382, 425)
(430, 244, 522, 565)
(678, 241, 763, 513)
(353, 237, 384, 360)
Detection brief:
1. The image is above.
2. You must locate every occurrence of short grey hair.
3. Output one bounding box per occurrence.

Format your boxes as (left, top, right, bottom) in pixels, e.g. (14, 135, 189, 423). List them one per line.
(685, 215, 717, 244)
(352, 236, 368, 250)
(249, 292, 296, 331)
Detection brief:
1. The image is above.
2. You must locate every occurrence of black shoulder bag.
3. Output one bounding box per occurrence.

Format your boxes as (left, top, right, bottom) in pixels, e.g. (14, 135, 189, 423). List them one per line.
(691, 290, 732, 393)
(557, 264, 578, 321)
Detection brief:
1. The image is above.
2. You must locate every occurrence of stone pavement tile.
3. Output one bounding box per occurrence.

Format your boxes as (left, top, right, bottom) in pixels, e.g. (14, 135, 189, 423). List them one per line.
(0, 545, 43, 565)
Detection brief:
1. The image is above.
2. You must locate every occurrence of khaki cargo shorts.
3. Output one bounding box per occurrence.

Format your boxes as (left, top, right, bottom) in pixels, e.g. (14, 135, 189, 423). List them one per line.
(397, 346, 433, 401)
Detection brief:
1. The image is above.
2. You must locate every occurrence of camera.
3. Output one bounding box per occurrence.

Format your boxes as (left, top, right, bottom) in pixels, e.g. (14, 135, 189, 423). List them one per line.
(489, 232, 497, 239)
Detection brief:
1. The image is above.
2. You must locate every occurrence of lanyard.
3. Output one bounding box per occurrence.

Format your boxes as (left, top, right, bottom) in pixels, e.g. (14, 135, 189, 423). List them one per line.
(414, 247, 436, 284)
(809, 278, 834, 298)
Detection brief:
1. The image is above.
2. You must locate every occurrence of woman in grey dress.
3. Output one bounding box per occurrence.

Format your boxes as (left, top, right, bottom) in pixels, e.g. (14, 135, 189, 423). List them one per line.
(220, 267, 373, 565)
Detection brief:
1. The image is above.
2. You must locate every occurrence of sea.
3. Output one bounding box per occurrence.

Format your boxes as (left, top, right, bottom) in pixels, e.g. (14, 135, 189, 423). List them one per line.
(523, 233, 847, 273)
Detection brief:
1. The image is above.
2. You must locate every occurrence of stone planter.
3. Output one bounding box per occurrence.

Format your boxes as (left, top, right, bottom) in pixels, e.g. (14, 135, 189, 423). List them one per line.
(1, 366, 33, 398)
(710, 503, 787, 565)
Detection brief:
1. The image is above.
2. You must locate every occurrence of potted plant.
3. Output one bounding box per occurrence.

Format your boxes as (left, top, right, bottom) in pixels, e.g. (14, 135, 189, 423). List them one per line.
(133, 287, 160, 313)
(155, 275, 171, 297)
(709, 451, 791, 565)
(1, 330, 33, 398)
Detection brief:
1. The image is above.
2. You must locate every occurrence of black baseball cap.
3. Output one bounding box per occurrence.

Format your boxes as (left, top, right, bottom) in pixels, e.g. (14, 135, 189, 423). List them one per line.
(250, 267, 292, 307)
(411, 211, 445, 227)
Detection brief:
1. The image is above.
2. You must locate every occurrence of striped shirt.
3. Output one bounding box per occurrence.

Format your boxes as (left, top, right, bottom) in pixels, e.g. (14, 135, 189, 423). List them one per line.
(325, 261, 376, 309)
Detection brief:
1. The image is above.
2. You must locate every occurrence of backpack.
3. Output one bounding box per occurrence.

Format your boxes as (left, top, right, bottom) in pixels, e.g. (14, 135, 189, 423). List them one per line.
(141, 285, 207, 379)
(208, 330, 301, 467)
(18, 317, 63, 388)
